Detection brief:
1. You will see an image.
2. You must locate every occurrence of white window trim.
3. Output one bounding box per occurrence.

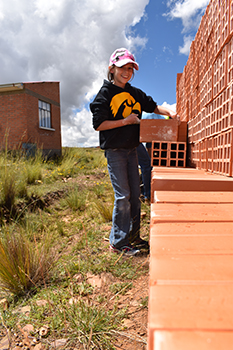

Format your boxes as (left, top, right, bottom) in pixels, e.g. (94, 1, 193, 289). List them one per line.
(38, 100, 53, 129)
(39, 126, 55, 131)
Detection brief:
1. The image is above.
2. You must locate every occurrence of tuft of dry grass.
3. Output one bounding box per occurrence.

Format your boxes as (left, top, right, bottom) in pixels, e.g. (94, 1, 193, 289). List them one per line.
(94, 197, 114, 222)
(0, 228, 56, 297)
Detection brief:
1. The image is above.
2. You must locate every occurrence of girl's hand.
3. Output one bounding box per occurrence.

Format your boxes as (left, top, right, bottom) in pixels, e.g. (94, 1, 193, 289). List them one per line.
(123, 113, 140, 125)
(169, 111, 178, 119)
(173, 113, 180, 124)
(168, 111, 180, 124)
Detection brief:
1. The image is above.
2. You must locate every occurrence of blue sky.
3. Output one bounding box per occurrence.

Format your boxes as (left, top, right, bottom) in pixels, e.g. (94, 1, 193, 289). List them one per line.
(130, 1, 187, 107)
(0, 0, 209, 147)
(130, 0, 209, 109)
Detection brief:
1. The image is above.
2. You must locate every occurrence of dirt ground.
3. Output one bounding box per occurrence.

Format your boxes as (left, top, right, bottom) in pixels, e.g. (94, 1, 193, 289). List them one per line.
(0, 265, 149, 350)
(111, 267, 149, 350)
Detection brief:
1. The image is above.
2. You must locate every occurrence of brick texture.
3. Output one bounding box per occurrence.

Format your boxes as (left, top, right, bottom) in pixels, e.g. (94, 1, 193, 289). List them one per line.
(176, 0, 233, 177)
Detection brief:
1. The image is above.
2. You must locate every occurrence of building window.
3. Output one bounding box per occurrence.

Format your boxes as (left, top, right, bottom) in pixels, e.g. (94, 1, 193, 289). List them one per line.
(38, 100, 51, 128)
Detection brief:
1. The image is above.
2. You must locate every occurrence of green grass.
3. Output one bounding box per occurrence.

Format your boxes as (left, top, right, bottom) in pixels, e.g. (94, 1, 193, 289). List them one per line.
(0, 147, 150, 349)
(60, 186, 87, 212)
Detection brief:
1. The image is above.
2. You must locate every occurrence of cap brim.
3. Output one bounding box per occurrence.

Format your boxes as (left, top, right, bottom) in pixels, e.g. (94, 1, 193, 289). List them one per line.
(114, 58, 139, 70)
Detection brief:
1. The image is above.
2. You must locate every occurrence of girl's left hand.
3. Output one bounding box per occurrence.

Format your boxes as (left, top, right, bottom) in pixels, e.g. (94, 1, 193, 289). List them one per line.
(171, 112, 180, 124)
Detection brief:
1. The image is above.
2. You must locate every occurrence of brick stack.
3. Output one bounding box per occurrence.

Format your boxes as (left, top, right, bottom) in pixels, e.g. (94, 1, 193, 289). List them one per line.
(148, 167, 233, 350)
(177, 0, 233, 177)
(140, 119, 187, 168)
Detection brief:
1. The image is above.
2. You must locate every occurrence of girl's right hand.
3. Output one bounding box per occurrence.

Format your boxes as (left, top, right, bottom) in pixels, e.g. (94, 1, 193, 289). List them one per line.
(123, 113, 140, 125)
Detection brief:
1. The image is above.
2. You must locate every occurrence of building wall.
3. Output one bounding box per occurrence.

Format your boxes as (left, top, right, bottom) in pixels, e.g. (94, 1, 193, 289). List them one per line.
(0, 82, 61, 156)
(0, 91, 28, 149)
(176, 0, 233, 176)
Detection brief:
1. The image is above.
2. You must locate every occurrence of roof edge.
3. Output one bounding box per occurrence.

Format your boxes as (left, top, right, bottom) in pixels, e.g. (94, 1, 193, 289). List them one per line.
(0, 83, 24, 92)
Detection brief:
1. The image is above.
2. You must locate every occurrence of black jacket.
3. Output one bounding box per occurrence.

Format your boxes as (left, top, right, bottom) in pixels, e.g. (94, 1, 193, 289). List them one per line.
(90, 80, 157, 149)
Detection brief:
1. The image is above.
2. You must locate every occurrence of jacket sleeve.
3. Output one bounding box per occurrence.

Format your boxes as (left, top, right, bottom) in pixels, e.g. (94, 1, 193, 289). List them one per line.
(90, 90, 110, 130)
(130, 86, 157, 114)
(139, 89, 157, 113)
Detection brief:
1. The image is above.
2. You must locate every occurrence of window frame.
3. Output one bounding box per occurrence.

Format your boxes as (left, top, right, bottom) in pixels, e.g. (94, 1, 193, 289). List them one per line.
(38, 100, 54, 130)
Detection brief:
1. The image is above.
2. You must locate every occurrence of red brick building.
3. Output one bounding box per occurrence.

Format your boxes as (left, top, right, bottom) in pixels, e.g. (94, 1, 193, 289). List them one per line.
(0, 81, 62, 157)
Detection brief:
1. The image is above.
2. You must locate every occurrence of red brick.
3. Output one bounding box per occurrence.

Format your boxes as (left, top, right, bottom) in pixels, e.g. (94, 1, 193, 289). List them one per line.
(150, 229, 233, 255)
(150, 330, 233, 350)
(148, 284, 233, 330)
(139, 119, 179, 143)
(149, 254, 233, 282)
(154, 190, 233, 203)
(151, 203, 233, 223)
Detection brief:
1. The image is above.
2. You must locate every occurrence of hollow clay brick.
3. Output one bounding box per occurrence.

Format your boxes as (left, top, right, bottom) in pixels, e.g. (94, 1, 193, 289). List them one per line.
(154, 190, 233, 203)
(151, 203, 233, 223)
(150, 234, 233, 255)
(148, 284, 233, 330)
(149, 254, 233, 282)
(151, 171, 233, 200)
(150, 222, 233, 236)
(150, 330, 233, 350)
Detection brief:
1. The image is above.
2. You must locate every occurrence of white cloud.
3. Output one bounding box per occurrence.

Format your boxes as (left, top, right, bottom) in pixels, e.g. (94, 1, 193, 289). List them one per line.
(167, 0, 209, 31)
(62, 108, 99, 147)
(162, 101, 176, 113)
(142, 102, 176, 119)
(166, 0, 209, 55)
(0, 0, 149, 147)
(179, 35, 193, 55)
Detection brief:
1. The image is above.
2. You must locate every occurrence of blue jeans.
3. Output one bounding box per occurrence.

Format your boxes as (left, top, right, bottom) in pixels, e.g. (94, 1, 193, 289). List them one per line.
(137, 143, 152, 200)
(105, 148, 141, 248)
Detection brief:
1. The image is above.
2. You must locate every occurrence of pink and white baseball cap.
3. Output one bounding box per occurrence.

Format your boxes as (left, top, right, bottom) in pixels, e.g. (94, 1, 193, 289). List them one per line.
(109, 48, 139, 70)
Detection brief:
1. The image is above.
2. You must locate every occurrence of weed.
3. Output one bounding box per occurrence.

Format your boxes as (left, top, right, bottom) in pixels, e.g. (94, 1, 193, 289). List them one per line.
(94, 198, 113, 222)
(65, 299, 123, 349)
(140, 296, 148, 309)
(0, 171, 16, 210)
(92, 185, 114, 222)
(109, 282, 133, 295)
(23, 161, 43, 185)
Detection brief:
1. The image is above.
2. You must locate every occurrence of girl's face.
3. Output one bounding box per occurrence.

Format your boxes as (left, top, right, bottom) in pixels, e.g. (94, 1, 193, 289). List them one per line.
(111, 63, 134, 88)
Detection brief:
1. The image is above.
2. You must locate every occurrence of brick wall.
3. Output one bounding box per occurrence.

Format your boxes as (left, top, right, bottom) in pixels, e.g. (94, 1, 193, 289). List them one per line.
(0, 92, 28, 149)
(176, 0, 233, 176)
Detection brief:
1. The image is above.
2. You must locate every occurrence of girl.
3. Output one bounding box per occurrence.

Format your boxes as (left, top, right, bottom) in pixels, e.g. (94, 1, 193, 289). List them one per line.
(90, 48, 178, 256)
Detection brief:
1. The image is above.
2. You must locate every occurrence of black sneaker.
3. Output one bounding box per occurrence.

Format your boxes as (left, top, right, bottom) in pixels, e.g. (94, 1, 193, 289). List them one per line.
(131, 238, 149, 249)
(109, 244, 140, 256)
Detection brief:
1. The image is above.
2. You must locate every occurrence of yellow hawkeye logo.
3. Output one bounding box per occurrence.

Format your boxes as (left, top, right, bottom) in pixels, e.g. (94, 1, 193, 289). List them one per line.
(110, 92, 141, 119)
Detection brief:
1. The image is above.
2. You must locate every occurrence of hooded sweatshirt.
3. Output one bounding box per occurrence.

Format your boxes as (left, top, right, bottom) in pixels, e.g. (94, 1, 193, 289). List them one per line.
(90, 80, 157, 149)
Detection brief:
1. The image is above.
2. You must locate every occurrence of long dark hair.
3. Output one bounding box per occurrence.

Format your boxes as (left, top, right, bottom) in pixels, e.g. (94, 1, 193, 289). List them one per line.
(107, 65, 114, 82)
